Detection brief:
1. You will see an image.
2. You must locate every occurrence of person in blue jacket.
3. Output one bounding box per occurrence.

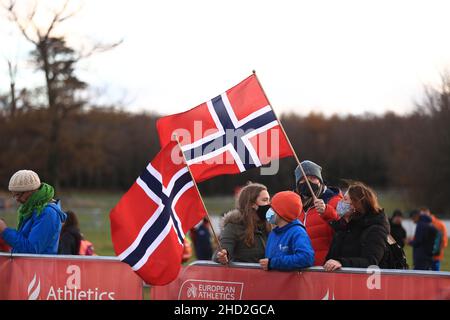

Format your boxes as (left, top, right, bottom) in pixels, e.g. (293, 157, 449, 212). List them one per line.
(0, 170, 66, 254)
(259, 191, 315, 271)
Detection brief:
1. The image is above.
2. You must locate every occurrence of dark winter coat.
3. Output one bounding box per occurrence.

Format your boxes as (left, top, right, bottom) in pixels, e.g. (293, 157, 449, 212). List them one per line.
(409, 214, 436, 270)
(58, 225, 82, 255)
(192, 223, 213, 260)
(213, 209, 269, 263)
(389, 220, 407, 248)
(326, 210, 390, 268)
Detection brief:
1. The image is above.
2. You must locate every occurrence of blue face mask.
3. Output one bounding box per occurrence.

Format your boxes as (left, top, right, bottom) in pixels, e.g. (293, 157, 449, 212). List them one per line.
(266, 208, 277, 224)
(336, 200, 352, 217)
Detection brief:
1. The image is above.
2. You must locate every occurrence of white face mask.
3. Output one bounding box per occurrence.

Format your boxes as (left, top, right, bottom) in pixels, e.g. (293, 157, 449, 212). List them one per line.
(266, 208, 277, 224)
(336, 200, 352, 217)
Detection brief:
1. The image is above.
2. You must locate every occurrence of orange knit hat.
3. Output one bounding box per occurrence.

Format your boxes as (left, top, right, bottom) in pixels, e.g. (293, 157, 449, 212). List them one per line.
(271, 191, 303, 222)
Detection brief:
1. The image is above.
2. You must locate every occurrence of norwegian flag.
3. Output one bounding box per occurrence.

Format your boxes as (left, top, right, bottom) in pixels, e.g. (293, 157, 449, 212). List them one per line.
(157, 74, 294, 182)
(109, 141, 206, 285)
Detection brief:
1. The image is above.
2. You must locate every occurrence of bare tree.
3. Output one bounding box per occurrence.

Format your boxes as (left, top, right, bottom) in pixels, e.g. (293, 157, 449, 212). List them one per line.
(7, 59, 17, 117)
(2, 0, 121, 186)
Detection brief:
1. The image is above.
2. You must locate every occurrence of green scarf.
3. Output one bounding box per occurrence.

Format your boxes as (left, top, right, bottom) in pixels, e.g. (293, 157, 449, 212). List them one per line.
(17, 183, 54, 230)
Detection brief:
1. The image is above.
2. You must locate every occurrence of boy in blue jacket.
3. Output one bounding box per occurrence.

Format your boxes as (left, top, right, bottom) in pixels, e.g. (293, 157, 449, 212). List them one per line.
(259, 191, 314, 271)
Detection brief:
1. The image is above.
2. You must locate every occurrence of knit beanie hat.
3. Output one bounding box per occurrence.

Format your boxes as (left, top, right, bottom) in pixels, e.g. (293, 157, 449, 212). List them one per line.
(295, 160, 323, 185)
(8, 170, 41, 192)
(270, 191, 303, 222)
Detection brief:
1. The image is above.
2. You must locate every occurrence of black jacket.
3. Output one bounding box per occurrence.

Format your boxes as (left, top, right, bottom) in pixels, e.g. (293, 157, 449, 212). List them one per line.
(389, 220, 407, 248)
(58, 226, 82, 255)
(326, 210, 390, 268)
(410, 214, 436, 267)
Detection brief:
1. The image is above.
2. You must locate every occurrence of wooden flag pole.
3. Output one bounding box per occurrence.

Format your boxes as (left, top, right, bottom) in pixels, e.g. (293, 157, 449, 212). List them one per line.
(252, 70, 318, 201)
(173, 134, 222, 251)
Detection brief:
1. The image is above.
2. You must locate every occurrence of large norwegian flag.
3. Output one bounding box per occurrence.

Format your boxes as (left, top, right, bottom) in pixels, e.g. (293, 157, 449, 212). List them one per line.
(109, 141, 206, 285)
(157, 74, 294, 182)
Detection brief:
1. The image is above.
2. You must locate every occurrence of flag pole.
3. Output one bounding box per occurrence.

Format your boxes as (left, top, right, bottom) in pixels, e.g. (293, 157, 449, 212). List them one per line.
(252, 70, 318, 201)
(173, 134, 223, 251)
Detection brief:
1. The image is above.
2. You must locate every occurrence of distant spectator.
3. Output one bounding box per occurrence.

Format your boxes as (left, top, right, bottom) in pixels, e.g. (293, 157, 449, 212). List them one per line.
(58, 210, 82, 255)
(0, 170, 66, 254)
(80, 238, 96, 255)
(420, 207, 448, 271)
(408, 210, 437, 270)
(389, 209, 407, 248)
(182, 237, 193, 263)
(191, 217, 213, 260)
(259, 191, 314, 271)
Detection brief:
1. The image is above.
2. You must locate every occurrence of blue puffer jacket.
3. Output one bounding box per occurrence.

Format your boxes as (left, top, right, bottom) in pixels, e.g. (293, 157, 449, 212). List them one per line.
(1, 200, 67, 254)
(266, 219, 315, 270)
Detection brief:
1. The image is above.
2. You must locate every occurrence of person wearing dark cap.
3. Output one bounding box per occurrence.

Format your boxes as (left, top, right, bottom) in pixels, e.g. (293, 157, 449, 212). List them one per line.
(389, 209, 407, 248)
(259, 191, 314, 271)
(294, 160, 342, 266)
(0, 170, 67, 254)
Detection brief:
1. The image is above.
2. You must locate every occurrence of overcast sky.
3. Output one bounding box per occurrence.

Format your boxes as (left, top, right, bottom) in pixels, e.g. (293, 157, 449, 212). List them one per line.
(2, 0, 450, 116)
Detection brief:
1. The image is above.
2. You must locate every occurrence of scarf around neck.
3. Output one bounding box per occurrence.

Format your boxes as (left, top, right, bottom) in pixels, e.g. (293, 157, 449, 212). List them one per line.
(17, 183, 54, 229)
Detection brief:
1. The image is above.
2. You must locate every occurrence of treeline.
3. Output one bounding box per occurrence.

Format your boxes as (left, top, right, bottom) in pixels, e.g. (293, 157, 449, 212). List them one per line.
(1, 80, 449, 215)
(2, 1, 449, 215)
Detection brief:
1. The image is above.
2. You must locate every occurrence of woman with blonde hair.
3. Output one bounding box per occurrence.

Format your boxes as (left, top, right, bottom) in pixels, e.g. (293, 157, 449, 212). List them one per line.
(323, 181, 390, 271)
(214, 182, 271, 264)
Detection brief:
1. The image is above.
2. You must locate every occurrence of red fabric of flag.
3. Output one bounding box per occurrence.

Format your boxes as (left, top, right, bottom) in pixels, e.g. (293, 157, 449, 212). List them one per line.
(110, 141, 206, 285)
(156, 74, 294, 182)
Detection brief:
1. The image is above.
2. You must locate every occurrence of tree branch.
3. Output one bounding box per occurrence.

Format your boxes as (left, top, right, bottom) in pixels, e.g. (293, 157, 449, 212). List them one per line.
(2, 0, 38, 44)
(80, 39, 124, 59)
(43, 0, 80, 39)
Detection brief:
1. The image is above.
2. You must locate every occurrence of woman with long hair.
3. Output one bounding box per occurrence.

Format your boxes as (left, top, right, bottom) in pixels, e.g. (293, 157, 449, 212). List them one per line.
(214, 182, 272, 264)
(323, 181, 390, 271)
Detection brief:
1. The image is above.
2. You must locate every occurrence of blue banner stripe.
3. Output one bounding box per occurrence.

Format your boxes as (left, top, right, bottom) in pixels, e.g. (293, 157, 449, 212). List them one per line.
(239, 109, 277, 132)
(122, 206, 171, 266)
(211, 95, 235, 130)
(140, 168, 165, 201)
(168, 171, 192, 243)
(183, 95, 275, 170)
(123, 171, 192, 267)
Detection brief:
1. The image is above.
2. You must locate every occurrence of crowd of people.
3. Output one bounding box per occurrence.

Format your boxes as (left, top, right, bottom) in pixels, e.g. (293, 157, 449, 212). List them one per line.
(1, 166, 448, 272)
(0, 170, 95, 256)
(208, 161, 448, 272)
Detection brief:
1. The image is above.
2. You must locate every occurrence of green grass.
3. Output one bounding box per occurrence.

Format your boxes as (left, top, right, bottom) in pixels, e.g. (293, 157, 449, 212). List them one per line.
(1, 189, 449, 272)
(403, 245, 450, 271)
(376, 188, 411, 216)
(0, 190, 232, 257)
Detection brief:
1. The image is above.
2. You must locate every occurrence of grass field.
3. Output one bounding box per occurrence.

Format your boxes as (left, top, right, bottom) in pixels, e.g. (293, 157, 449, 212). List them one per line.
(0, 190, 448, 271)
